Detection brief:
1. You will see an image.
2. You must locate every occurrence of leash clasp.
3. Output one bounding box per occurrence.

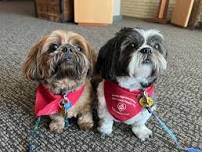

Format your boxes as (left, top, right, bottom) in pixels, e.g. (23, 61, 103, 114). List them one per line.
(62, 94, 73, 127)
(61, 94, 72, 114)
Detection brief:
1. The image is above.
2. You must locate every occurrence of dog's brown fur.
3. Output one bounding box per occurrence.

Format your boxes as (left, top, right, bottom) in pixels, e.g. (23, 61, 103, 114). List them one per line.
(22, 30, 96, 132)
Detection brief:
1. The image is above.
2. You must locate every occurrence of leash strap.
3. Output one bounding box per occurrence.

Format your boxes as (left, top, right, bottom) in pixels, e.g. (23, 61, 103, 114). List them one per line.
(140, 91, 201, 152)
(147, 108, 202, 152)
(28, 117, 41, 152)
(147, 108, 183, 149)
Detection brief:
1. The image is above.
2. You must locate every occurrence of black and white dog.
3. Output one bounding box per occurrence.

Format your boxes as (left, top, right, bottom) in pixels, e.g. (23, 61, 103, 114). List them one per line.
(96, 27, 167, 141)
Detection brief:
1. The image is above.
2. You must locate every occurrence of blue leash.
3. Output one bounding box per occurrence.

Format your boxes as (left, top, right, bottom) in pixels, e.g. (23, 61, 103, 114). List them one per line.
(28, 117, 42, 152)
(28, 101, 75, 152)
(28, 116, 76, 152)
(147, 108, 202, 152)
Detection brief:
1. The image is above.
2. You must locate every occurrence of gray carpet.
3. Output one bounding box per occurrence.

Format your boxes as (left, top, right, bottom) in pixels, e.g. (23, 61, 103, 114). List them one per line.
(0, 1, 202, 152)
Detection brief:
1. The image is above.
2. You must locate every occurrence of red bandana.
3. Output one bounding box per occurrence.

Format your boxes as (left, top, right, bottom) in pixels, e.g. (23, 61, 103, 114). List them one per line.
(104, 80, 155, 122)
(35, 84, 85, 117)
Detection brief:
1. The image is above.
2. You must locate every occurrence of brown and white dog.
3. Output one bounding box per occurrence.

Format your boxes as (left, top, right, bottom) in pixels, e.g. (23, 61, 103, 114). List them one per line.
(22, 30, 96, 132)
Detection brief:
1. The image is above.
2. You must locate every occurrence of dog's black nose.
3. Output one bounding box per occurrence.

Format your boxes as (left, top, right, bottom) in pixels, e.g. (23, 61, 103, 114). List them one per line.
(140, 47, 152, 54)
(63, 47, 73, 61)
(63, 47, 73, 53)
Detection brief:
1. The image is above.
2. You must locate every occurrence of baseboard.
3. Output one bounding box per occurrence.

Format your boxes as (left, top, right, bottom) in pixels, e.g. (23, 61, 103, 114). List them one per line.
(113, 15, 122, 23)
(122, 16, 148, 21)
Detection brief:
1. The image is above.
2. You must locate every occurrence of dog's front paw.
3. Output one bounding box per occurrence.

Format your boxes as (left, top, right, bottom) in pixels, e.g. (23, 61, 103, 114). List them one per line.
(77, 113, 94, 130)
(78, 121, 94, 130)
(97, 125, 112, 136)
(97, 119, 113, 136)
(132, 125, 152, 141)
(49, 120, 65, 133)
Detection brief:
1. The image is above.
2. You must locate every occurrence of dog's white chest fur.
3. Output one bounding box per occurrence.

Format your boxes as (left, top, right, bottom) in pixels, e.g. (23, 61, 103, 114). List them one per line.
(117, 64, 152, 91)
(135, 64, 152, 78)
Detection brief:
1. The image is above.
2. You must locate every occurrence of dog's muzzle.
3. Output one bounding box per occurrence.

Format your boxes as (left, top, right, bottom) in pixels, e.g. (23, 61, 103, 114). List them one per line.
(62, 44, 75, 61)
(140, 47, 152, 64)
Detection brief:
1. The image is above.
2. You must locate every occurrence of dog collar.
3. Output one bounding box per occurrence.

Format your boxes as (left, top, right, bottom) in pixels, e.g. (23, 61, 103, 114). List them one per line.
(104, 80, 155, 122)
(35, 84, 85, 116)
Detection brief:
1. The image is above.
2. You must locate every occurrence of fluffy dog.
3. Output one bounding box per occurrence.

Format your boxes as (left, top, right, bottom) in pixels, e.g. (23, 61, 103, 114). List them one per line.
(96, 27, 167, 140)
(22, 30, 96, 132)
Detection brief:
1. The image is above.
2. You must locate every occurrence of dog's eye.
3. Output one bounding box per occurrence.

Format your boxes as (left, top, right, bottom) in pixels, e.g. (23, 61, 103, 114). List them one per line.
(154, 43, 160, 49)
(130, 42, 136, 48)
(49, 44, 59, 52)
(74, 45, 82, 51)
(77, 46, 82, 51)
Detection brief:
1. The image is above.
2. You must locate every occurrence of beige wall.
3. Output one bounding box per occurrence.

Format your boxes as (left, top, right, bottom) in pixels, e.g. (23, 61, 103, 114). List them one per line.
(121, 0, 175, 19)
(121, 0, 202, 21)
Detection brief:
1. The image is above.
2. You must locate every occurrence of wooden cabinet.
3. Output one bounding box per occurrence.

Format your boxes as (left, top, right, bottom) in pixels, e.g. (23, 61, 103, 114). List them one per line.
(34, 0, 74, 22)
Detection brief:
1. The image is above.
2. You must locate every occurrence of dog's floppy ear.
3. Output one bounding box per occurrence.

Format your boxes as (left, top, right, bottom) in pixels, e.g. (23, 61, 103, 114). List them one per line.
(85, 40, 97, 77)
(96, 37, 118, 80)
(22, 37, 48, 80)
